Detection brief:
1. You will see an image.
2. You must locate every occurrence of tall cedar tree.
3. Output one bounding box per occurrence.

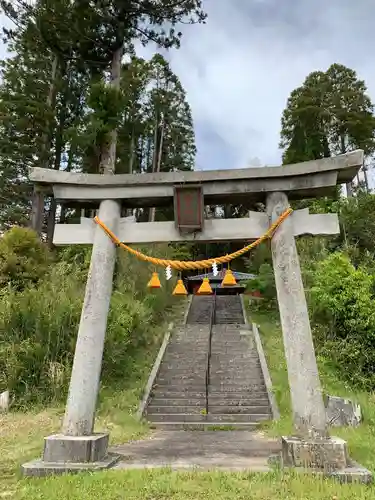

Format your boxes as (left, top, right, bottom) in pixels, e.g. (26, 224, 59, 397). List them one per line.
(0, 1, 201, 233)
(280, 64, 375, 196)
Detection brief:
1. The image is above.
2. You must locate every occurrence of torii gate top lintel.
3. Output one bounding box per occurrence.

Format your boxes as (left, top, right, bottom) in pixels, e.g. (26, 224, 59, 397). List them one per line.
(29, 150, 363, 208)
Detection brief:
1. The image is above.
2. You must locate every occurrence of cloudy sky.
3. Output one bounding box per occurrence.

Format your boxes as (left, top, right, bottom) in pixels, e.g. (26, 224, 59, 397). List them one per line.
(1, 0, 375, 174)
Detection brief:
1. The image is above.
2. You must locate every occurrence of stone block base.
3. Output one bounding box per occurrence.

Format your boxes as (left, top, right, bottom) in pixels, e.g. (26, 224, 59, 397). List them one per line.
(43, 433, 109, 463)
(21, 433, 120, 477)
(282, 436, 348, 472)
(21, 455, 120, 477)
(279, 436, 372, 484)
(330, 459, 372, 484)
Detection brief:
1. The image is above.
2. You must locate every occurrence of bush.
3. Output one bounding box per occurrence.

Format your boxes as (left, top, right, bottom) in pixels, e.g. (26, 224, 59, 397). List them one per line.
(0, 227, 51, 290)
(246, 263, 276, 308)
(0, 260, 85, 404)
(0, 241, 181, 407)
(310, 252, 375, 389)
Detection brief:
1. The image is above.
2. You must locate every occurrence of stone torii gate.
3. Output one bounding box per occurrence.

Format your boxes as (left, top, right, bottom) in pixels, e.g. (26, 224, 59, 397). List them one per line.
(22, 150, 368, 479)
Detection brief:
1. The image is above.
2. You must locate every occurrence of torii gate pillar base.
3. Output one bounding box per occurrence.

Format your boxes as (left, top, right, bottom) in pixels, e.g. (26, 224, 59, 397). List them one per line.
(273, 436, 372, 484)
(21, 433, 120, 477)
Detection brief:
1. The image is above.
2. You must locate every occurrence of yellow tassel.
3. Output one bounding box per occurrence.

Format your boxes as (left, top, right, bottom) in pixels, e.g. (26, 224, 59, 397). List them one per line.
(147, 272, 161, 289)
(197, 277, 213, 295)
(173, 279, 188, 296)
(221, 269, 237, 287)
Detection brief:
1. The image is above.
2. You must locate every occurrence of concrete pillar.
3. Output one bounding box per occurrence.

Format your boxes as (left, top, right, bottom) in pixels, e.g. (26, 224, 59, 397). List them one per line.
(62, 199, 120, 436)
(266, 192, 328, 439)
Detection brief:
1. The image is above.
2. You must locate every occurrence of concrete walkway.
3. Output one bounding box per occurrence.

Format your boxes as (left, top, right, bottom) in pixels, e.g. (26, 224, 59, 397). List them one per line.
(110, 431, 281, 472)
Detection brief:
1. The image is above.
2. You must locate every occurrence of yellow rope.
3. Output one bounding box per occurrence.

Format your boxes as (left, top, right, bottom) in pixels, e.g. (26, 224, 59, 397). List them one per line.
(94, 208, 293, 271)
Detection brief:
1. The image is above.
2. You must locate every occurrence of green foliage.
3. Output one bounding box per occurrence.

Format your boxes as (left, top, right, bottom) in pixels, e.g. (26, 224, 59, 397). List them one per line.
(338, 192, 375, 262)
(0, 227, 51, 290)
(246, 242, 272, 274)
(0, 239, 181, 406)
(246, 263, 276, 302)
(310, 252, 375, 389)
(0, 260, 84, 403)
(280, 63, 375, 166)
(87, 82, 126, 132)
(0, 2, 203, 230)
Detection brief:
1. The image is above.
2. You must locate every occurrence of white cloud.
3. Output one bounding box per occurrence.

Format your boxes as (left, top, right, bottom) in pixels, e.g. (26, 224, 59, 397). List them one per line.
(140, 0, 375, 171)
(2, 1, 375, 176)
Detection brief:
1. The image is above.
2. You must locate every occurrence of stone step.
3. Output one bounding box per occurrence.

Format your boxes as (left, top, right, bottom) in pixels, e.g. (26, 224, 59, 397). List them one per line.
(146, 406, 205, 414)
(149, 422, 260, 430)
(157, 371, 207, 378)
(210, 354, 259, 359)
(147, 413, 270, 423)
(158, 369, 207, 376)
(210, 344, 250, 349)
(156, 378, 207, 385)
(168, 340, 209, 345)
(211, 367, 262, 374)
(210, 343, 253, 347)
(213, 324, 246, 328)
(208, 397, 269, 406)
(151, 390, 206, 398)
(208, 387, 267, 394)
(209, 381, 266, 387)
(208, 394, 269, 401)
(210, 360, 260, 365)
(166, 347, 208, 352)
(164, 350, 208, 356)
(208, 405, 270, 414)
(215, 319, 245, 322)
(210, 366, 262, 373)
(162, 357, 208, 363)
(209, 376, 264, 383)
(148, 398, 206, 407)
(155, 376, 206, 390)
(210, 349, 257, 354)
(163, 353, 208, 359)
(162, 357, 208, 364)
(162, 355, 208, 361)
(209, 384, 265, 391)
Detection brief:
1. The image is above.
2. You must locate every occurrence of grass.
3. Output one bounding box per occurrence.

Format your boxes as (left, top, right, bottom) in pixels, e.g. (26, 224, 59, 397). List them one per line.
(10, 469, 375, 500)
(0, 370, 150, 498)
(2, 304, 375, 499)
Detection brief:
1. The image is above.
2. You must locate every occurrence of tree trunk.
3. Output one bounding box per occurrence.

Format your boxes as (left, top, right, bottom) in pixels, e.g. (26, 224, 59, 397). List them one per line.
(46, 198, 57, 248)
(46, 82, 67, 248)
(145, 137, 151, 173)
(340, 135, 353, 198)
(60, 144, 75, 223)
(129, 129, 135, 174)
(99, 44, 123, 175)
(156, 115, 165, 174)
(151, 112, 159, 174)
(30, 54, 59, 234)
(363, 164, 370, 193)
(149, 114, 165, 222)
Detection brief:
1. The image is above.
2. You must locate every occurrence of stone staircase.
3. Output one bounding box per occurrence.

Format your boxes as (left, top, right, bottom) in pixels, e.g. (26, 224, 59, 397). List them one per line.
(146, 325, 210, 430)
(208, 325, 272, 428)
(186, 295, 214, 324)
(214, 295, 245, 324)
(144, 295, 273, 429)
